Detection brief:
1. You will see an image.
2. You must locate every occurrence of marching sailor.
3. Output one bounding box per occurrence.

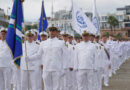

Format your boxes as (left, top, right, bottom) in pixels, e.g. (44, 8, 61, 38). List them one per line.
(74, 31, 97, 90)
(60, 31, 71, 90)
(67, 33, 78, 90)
(0, 28, 13, 90)
(100, 35, 111, 86)
(25, 27, 68, 90)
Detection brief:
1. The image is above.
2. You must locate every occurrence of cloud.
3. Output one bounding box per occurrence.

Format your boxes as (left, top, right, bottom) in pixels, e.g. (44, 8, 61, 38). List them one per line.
(0, 0, 130, 22)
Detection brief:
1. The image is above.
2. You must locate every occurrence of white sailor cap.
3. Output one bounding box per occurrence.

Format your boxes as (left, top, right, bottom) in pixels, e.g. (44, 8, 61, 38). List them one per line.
(60, 31, 68, 36)
(40, 31, 48, 36)
(67, 32, 74, 38)
(25, 30, 35, 36)
(32, 29, 38, 33)
(31, 29, 38, 35)
(0, 27, 7, 33)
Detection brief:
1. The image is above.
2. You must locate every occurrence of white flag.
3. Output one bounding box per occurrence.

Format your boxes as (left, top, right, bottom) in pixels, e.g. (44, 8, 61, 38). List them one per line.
(92, 0, 100, 35)
(72, 1, 97, 35)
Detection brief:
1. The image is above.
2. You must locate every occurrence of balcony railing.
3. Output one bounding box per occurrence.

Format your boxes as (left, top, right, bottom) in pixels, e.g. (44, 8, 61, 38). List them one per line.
(124, 20, 130, 22)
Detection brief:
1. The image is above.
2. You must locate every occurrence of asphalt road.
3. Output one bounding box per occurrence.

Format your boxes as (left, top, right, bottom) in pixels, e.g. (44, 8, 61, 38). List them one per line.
(103, 59, 130, 90)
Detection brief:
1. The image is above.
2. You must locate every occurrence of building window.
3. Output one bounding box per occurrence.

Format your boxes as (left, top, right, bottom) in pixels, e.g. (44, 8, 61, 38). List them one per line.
(101, 16, 107, 21)
(125, 23, 130, 27)
(117, 15, 123, 21)
(126, 9, 130, 15)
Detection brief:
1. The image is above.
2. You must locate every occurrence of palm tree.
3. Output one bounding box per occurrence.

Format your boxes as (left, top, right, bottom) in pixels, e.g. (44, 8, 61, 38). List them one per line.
(108, 15, 119, 34)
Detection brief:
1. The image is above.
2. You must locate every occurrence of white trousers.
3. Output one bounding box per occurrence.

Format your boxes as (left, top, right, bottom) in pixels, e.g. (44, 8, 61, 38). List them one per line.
(103, 66, 109, 86)
(35, 68, 42, 90)
(67, 70, 77, 90)
(77, 69, 94, 90)
(12, 68, 21, 90)
(43, 71, 61, 90)
(0, 67, 12, 90)
(93, 69, 102, 90)
(21, 70, 39, 90)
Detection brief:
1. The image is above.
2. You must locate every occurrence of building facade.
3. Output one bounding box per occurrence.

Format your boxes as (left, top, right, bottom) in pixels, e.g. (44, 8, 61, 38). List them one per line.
(47, 5, 130, 39)
(100, 5, 130, 39)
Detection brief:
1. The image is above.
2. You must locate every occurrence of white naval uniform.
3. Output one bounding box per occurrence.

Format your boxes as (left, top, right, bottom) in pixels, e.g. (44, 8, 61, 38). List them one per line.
(0, 40, 13, 90)
(20, 41, 40, 90)
(60, 41, 70, 90)
(11, 65, 21, 90)
(101, 42, 111, 86)
(28, 37, 68, 90)
(66, 43, 77, 90)
(126, 42, 130, 59)
(74, 41, 97, 90)
(93, 42, 109, 90)
(110, 41, 121, 74)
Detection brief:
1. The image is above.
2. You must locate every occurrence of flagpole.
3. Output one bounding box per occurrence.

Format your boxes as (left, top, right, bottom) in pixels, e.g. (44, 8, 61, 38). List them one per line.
(51, 0, 54, 25)
(41, 1, 44, 90)
(21, 0, 30, 90)
(41, 0, 44, 32)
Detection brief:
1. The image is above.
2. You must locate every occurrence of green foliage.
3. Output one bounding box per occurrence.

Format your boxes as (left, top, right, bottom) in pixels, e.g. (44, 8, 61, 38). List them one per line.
(115, 33, 122, 39)
(31, 24, 38, 29)
(25, 24, 38, 30)
(74, 33, 81, 38)
(103, 32, 109, 37)
(108, 16, 119, 30)
(0, 21, 9, 28)
(25, 25, 32, 30)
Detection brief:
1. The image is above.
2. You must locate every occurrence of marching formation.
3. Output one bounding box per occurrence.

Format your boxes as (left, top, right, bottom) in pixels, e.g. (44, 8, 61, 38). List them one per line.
(0, 27, 130, 90)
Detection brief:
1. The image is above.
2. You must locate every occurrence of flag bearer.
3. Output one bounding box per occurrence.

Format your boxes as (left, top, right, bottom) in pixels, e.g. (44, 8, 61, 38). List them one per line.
(20, 30, 40, 90)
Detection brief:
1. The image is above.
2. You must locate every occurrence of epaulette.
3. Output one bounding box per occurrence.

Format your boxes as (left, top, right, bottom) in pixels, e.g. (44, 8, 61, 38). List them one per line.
(96, 46, 98, 49)
(99, 46, 102, 49)
(65, 43, 68, 48)
(36, 42, 40, 45)
(100, 43, 104, 46)
(73, 47, 75, 50)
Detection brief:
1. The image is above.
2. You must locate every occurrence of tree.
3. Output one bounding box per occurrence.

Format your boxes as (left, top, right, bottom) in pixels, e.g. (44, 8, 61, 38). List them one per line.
(31, 24, 38, 29)
(103, 32, 109, 37)
(115, 33, 122, 39)
(108, 16, 119, 33)
(0, 21, 9, 28)
(25, 25, 32, 30)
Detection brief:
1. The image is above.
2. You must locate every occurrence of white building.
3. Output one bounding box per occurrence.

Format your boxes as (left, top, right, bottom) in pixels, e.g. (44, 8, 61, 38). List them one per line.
(47, 5, 130, 32)
(100, 5, 130, 30)
(0, 8, 5, 21)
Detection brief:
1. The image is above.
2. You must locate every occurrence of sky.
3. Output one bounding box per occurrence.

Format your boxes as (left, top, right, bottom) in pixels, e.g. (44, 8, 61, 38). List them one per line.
(0, 0, 130, 22)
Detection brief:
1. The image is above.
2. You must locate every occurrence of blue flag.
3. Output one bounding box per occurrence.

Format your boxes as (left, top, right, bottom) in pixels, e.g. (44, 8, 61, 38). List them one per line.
(38, 1, 48, 40)
(6, 0, 23, 68)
